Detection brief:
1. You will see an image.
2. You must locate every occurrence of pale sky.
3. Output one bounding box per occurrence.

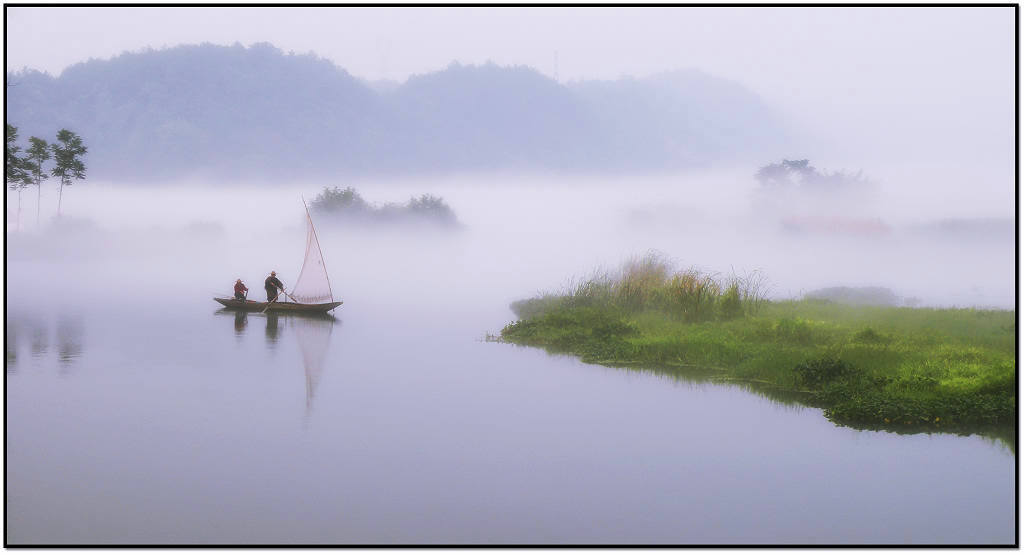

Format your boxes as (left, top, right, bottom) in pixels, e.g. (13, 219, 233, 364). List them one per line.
(4, 5, 1016, 170)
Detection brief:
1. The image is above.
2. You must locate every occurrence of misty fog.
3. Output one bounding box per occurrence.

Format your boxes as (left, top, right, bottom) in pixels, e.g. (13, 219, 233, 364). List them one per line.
(5, 6, 1017, 546)
(6, 165, 1013, 320)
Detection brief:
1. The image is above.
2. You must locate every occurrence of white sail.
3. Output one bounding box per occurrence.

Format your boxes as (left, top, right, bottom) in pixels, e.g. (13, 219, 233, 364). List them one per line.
(289, 201, 334, 304)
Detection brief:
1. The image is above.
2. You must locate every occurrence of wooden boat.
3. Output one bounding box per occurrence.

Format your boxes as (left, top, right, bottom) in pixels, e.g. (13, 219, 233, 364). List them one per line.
(213, 298, 342, 313)
(216, 199, 342, 314)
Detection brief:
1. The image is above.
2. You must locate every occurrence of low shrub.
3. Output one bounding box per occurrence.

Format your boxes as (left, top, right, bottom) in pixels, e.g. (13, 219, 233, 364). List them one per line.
(771, 317, 817, 344)
(794, 356, 859, 387)
(852, 327, 891, 344)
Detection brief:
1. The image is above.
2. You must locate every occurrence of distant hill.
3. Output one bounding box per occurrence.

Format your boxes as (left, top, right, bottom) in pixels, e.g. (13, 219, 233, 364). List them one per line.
(6, 42, 794, 183)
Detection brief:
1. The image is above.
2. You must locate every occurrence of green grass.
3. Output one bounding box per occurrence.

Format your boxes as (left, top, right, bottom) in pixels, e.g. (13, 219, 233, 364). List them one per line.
(500, 256, 1016, 439)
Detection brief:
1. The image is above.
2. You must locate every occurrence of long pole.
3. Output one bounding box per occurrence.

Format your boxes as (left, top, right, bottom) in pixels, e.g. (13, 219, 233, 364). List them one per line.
(261, 291, 281, 314)
(261, 280, 295, 313)
(261, 279, 286, 314)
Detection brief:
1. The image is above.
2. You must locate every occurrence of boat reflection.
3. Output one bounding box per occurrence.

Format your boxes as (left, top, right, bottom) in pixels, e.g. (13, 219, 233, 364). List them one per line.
(233, 310, 248, 337)
(291, 313, 337, 417)
(215, 309, 338, 418)
(265, 313, 280, 346)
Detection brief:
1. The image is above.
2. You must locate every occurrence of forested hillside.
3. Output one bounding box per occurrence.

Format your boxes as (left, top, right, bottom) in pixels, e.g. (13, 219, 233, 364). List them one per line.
(6, 42, 793, 182)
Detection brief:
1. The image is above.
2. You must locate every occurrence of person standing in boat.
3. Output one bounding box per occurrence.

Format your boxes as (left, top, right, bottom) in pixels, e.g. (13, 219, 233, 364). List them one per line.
(265, 271, 285, 302)
(234, 279, 249, 301)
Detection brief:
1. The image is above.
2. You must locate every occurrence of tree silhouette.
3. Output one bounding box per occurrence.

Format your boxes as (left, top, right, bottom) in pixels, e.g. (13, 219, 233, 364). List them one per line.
(24, 137, 50, 226)
(6, 124, 30, 230)
(50, 129, 87, 217)
(755, 158, 869, 190)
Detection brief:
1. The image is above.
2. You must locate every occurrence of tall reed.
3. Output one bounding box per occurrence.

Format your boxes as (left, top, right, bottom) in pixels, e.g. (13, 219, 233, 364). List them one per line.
(512, 251, 771, 323)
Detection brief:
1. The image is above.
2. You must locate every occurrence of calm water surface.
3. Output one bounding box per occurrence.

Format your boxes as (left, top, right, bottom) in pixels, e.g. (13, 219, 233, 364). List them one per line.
(7, 292, 1015, 544)
(5, 180, 1016, 544)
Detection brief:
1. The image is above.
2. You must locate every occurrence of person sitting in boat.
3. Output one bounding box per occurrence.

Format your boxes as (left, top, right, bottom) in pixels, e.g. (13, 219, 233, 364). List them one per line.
(265, 271, 285, 302)
(233, 279, 249, 301)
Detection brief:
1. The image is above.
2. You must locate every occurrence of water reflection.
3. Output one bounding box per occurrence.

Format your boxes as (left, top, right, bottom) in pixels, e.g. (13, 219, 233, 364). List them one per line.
(5, 314, 85, 372)
(265, 313, 280, 347)
(215, 309, 338, 418)
(56, 317, 84, 369)
(30, 321, 49, 358)
(291, 314, 337, 416)
(528, 346, 1017, 454)
(6, 323, 17, 370)
(233, 310, 248, 337)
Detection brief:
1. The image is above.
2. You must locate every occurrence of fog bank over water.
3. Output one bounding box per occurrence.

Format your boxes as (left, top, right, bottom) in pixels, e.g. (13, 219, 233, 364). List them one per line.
(4, 169, 1015, 545)
(6, 169, 1014, 312)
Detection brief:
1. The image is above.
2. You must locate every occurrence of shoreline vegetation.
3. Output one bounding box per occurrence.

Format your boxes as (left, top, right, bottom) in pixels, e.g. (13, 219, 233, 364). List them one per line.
(499, 252, 1015, 445)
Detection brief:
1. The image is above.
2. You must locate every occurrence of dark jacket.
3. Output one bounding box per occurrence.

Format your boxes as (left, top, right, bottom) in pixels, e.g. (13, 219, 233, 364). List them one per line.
(265, 276, 283, 291)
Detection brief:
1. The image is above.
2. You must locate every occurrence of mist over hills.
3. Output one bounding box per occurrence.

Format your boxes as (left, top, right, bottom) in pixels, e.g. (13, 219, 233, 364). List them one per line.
(6, 42, 794, 183)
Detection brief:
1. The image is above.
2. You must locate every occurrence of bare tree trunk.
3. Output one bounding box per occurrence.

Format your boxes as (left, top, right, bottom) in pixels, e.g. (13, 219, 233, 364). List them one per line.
(36, 180, 41, 226)
(57, 182, 63, 217)
(17, 190, 22, 231)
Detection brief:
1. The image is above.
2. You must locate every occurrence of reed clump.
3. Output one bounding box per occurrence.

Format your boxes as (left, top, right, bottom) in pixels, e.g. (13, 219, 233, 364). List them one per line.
(513, 251, 770, 322)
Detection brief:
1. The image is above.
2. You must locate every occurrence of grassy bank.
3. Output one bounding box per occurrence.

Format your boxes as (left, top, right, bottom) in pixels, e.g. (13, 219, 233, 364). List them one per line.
(500, 253, 1015, 436)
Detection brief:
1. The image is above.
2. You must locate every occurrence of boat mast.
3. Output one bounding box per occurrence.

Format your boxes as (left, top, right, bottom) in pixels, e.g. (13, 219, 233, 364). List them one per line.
(301, 196, 335, 303)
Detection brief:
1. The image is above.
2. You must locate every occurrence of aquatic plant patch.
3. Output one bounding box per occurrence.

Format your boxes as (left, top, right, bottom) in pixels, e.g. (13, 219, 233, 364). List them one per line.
(499, 260, 1015, 435)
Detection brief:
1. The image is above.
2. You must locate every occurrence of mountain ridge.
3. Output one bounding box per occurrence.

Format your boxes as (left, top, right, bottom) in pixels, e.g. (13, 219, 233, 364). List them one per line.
(6, 42, 794, 183)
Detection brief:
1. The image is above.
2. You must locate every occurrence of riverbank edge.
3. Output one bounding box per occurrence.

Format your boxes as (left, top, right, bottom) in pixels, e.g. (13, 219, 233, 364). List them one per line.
(497, 302, 1015, 438)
